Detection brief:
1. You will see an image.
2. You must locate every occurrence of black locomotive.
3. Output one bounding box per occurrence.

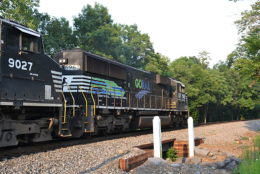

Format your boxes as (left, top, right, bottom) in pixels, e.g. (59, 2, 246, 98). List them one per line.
(0, 17, 188, 147)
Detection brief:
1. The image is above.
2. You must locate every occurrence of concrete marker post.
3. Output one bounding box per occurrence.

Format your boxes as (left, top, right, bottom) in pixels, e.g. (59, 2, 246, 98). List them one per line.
(153, 116, 162, 158)
(188, 117, 195, 157)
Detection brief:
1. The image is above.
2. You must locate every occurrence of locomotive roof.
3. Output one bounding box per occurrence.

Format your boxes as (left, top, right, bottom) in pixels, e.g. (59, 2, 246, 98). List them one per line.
(0, 16, 41, 37)
(84, 50, 185, 86)
(64, 48, 151, 74)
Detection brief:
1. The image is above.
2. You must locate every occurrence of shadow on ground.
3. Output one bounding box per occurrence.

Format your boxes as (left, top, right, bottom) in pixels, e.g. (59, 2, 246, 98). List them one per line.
(243, 119, 260, 132)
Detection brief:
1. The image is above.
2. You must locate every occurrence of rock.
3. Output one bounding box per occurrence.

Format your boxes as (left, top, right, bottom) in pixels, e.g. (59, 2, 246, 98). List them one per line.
(225, 160, 237, 171)
(147, 157, 165, 165)
(235, 140, 242, 144)
(185, 157, 202, 165)
(211, 155, 217, 160)
(175, 157, 186, 163)
(166, 158, 172, 162)
(224, 157, 232, 164)
(170, 163, 181, 168)
(194, 147, 210, 157)
(231, 156, 241, 164)
(117, 149, 125, 154)
(208, 152, 214, 157)
(226, 156, 241, 165)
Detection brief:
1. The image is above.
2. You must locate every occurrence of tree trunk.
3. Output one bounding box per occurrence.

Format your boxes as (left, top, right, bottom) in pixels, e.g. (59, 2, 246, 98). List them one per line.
(204, 110, 207, 124)
(204, 105, 208, 124)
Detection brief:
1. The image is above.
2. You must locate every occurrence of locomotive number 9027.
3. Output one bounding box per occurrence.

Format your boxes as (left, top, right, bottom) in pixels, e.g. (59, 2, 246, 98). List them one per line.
(8, 58, 33, 71)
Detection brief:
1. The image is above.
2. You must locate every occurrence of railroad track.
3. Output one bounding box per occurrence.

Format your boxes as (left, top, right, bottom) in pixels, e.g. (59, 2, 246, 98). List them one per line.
(0, 129, 155, 160)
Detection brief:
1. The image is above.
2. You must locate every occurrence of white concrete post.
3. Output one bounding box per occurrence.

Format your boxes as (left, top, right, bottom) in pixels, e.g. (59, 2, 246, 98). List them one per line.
(153, 116, 162, 158)
(188, 117, 195, 157)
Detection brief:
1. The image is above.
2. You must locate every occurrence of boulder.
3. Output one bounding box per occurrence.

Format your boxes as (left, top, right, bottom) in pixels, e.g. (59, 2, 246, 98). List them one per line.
(194, 147, 210, 157)
(147, 157, 165, 165)
(185, 156, 202, 165)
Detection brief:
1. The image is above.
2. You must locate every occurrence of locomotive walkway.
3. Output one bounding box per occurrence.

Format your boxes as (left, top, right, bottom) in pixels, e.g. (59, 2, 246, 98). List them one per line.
(0, 119, 259, 174)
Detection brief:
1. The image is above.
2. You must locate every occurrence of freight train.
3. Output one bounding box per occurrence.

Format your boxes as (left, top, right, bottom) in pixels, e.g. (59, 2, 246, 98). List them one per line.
(0, 17, 188, 147)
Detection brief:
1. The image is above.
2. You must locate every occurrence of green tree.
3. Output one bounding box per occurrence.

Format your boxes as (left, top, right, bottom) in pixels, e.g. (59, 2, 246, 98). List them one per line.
(0, 0, 40, 29)
(74, 4, 155, 69)
(120, 24, 154, 69)
(228, 1, 260, 83)
(170, 56, 230, 122)
(74, 3, 113, 50)
(41, 17, 77, 56)
(197, 51, 211, 68)
(84, 24, 124, 60)
(145, 53, 170, 76)
(214, 61, 259, 120)
(226, 1, 260, 119)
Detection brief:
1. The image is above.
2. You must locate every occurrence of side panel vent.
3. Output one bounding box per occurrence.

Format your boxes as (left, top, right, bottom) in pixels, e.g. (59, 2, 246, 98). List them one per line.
(109, 64, 126, 80)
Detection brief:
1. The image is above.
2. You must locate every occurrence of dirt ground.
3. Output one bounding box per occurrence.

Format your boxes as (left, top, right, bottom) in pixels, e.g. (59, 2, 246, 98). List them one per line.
(189, 120, 260, 163)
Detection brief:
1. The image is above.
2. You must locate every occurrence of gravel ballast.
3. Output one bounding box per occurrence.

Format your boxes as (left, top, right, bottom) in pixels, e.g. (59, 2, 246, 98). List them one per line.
(0, 119, 259, 174)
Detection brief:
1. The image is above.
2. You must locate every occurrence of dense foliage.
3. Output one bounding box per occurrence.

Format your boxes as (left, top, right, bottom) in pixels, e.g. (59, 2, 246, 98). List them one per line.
(0, 1, 259, 122)
(0, 0, 40, 29)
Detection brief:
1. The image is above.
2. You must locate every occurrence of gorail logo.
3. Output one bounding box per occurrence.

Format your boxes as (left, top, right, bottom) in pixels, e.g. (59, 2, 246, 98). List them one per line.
(135, 78, 150, 90)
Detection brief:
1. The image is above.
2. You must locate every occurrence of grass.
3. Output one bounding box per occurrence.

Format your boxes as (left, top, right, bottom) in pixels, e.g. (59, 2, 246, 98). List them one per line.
(234, 134, 260, 174)
(240, 136, 249, 141)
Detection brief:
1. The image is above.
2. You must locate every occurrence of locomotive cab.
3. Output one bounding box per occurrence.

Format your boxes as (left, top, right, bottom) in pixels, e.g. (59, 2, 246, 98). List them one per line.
(177, 82, 188, 111)
(0, 17, 62, 105)
(0, 17, 62, 147)
(169, 78, 188, 111)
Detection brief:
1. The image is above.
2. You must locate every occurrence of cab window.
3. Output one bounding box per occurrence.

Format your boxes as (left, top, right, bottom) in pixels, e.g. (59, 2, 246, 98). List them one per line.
(178, 85, 182, 93)
(19, 33, 40, 53)
(181, 86, 185, 93)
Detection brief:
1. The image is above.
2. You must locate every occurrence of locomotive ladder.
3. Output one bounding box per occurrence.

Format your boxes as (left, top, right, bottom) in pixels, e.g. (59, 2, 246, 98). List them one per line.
(59, 92, 72, 137)
(80, 87, 94, 133)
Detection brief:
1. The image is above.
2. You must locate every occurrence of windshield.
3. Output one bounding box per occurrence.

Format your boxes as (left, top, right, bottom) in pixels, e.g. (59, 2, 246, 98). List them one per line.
(19, 33, 40, 53)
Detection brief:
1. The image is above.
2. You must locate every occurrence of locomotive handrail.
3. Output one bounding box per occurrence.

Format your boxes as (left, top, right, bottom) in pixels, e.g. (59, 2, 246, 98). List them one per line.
(144, 95, 145, 109)
(128, 92, 131, 108)
(90, 86, 96, 116)
(0, 21, 2, 55)
(79, 87, 88, 117)
(155, 95, 157, 109)
(97, 95, 100, 108)
(136, 93, 138, 108)
(120, 89, 123, 108)
(113, 89, 116, 108)
(161, 89, 164, 109)
(61, 92, 67, 123)
(149, 95, 152, 109)
(68, 86, 75, 117)
(106, 89, 108, 107)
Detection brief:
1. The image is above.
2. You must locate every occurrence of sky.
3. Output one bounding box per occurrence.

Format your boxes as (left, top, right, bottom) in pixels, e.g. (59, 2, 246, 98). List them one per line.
(39, 0, 254, 66)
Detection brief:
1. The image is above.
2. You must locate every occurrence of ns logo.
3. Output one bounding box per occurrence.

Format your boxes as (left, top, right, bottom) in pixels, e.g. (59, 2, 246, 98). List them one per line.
(135, 79, 150, 90)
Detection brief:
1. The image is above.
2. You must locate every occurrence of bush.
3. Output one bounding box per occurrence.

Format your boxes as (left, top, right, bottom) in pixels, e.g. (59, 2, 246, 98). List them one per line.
(166, 147, 178, 162)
